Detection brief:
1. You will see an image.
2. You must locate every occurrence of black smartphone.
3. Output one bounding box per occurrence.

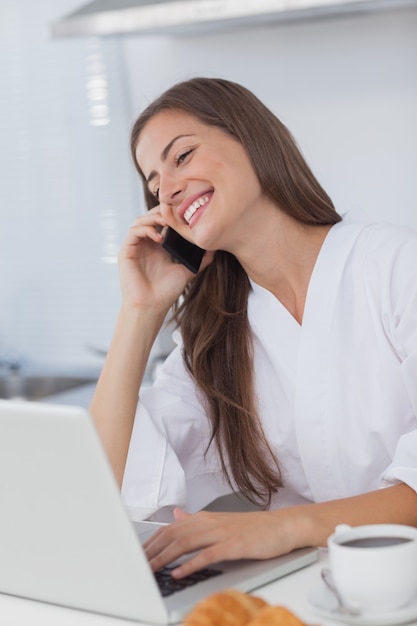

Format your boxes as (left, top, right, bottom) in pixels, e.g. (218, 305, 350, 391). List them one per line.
(162, 227, 205, 274)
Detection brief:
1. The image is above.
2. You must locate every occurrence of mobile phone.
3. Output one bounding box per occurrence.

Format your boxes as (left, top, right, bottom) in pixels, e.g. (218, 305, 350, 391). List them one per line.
(162, 227, 205, 274)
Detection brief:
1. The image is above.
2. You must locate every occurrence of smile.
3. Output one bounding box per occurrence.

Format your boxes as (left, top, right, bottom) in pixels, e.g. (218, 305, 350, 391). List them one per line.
(184, 195, 210, 224)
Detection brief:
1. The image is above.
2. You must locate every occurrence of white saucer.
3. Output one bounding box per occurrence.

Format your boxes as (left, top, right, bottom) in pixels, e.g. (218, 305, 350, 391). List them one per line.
(308, 580, 417, 626)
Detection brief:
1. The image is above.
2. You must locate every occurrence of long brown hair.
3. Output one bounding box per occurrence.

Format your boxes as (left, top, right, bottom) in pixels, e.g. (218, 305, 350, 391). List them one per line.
(131, 77, 342, 508)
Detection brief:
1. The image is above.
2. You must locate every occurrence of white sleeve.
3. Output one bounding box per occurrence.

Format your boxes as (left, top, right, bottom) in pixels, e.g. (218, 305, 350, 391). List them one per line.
(380, 348, 417, 493)
(121, 399, 188, 522)
(121, 340, 232, 521)
(380, 234, 417, 493)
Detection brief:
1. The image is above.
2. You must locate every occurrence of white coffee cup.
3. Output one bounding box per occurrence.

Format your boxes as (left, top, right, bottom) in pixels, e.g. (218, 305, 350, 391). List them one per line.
(327, 523, 417, 613)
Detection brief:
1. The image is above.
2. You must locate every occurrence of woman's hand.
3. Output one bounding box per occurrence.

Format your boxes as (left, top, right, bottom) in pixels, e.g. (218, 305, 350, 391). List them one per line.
(143, 486, 417, 579)
(119, 208, 214, 314)
(90, 208, 214, 485)
(143, 507, 302, 579)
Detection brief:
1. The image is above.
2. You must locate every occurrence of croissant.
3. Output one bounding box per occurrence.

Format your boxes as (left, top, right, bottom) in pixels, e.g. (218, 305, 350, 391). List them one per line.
(183, 589, 268, 626)
(183, 589, 310, 626)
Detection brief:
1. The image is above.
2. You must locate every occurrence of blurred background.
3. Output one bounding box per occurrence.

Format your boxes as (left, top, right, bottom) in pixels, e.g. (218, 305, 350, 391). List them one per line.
(1, 0, 416, 383)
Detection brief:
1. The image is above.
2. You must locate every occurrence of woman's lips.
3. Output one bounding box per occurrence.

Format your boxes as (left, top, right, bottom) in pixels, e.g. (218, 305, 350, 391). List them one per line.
(183, 194, 211, 224)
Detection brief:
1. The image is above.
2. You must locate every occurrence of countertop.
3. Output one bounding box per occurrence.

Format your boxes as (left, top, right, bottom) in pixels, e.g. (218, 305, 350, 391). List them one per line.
(1, 549, 416, 626)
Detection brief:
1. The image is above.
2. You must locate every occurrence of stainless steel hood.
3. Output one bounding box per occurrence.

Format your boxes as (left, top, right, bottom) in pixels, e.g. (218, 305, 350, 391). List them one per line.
(51, 0, 417, 37)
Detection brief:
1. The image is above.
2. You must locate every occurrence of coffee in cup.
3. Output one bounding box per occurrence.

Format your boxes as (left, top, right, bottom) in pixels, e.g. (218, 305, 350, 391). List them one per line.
(327, 523, 417, 613)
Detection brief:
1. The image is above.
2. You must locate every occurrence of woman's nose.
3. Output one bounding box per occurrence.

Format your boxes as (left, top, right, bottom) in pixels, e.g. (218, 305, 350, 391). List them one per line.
(158, 172, 184, 205)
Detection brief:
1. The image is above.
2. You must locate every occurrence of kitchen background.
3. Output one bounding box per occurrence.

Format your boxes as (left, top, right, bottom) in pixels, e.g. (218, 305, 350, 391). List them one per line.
(1, 0, 416, 384)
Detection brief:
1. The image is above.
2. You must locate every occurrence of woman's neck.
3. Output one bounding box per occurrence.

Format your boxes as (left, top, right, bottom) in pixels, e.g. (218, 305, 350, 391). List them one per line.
(238, 215, 332, 324)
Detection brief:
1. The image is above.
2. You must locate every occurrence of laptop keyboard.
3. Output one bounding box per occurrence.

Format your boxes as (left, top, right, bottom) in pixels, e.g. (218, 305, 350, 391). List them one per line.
(155, 566, 222, 597)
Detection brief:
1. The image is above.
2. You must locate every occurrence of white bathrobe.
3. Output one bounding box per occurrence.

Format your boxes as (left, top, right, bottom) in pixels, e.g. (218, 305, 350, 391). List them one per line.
(122, 212, 417, 522)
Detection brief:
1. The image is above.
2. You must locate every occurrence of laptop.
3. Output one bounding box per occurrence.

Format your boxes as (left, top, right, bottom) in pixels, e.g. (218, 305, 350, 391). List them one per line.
(0, 399, 318, 624)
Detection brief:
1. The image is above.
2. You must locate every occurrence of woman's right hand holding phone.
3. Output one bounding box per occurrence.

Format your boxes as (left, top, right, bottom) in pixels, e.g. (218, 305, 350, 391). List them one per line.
(119, 208, 197, 315)
(91, 207, 196, 485)
(91, 207, 214, 485)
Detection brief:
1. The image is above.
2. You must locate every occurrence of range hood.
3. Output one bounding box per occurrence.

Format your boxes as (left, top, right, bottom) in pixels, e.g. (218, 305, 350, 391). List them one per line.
(51, 0, 417, 37)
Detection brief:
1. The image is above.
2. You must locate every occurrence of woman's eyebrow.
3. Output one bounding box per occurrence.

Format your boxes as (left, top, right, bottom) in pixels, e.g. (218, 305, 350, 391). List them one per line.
(146, 133, 195, 184)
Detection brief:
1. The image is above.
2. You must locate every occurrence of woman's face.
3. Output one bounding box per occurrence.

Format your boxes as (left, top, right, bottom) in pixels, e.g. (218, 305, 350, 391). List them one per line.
(135, 109, 272, 253)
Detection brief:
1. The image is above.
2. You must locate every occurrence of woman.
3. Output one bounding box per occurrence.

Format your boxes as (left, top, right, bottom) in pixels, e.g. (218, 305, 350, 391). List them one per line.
(90, 77, 417, 580)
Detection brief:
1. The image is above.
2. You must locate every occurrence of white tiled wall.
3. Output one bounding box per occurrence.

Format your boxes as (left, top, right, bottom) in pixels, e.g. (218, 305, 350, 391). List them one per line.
(0, 0, 141, 371)
(123, 5, 417, 229)
(1, 1, 416, 373)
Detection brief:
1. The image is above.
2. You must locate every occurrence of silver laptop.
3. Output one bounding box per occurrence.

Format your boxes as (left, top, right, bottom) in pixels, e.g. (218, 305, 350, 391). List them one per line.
(0, 399, 318, 624)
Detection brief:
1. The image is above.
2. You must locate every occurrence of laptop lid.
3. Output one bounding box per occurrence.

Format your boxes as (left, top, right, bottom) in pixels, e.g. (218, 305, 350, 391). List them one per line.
(0, 400, 317, 624)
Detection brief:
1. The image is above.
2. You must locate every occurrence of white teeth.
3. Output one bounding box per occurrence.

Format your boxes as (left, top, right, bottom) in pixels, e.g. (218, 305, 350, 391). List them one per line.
(184, 195, 209, 224)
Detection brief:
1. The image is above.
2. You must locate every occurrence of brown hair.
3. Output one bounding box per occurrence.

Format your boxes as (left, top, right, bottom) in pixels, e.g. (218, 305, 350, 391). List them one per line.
(131, 77, 342, 508)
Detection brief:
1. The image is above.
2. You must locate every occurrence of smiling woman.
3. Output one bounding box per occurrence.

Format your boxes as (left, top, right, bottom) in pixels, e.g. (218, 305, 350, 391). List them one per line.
(89, 76, 417, 580)
(132, 105, 272, 254)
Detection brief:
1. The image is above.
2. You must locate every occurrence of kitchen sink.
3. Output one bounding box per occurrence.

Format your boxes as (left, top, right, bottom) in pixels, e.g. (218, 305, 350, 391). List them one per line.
(0, 374, 97, 401)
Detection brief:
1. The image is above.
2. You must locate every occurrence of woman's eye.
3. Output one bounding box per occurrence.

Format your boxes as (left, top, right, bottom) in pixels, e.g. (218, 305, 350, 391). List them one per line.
(175, 148, 193, 166)
(152, 188, 159, 200)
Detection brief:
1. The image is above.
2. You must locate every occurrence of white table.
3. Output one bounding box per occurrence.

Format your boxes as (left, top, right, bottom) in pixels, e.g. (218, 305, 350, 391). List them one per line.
(0, 550, 415, 626)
